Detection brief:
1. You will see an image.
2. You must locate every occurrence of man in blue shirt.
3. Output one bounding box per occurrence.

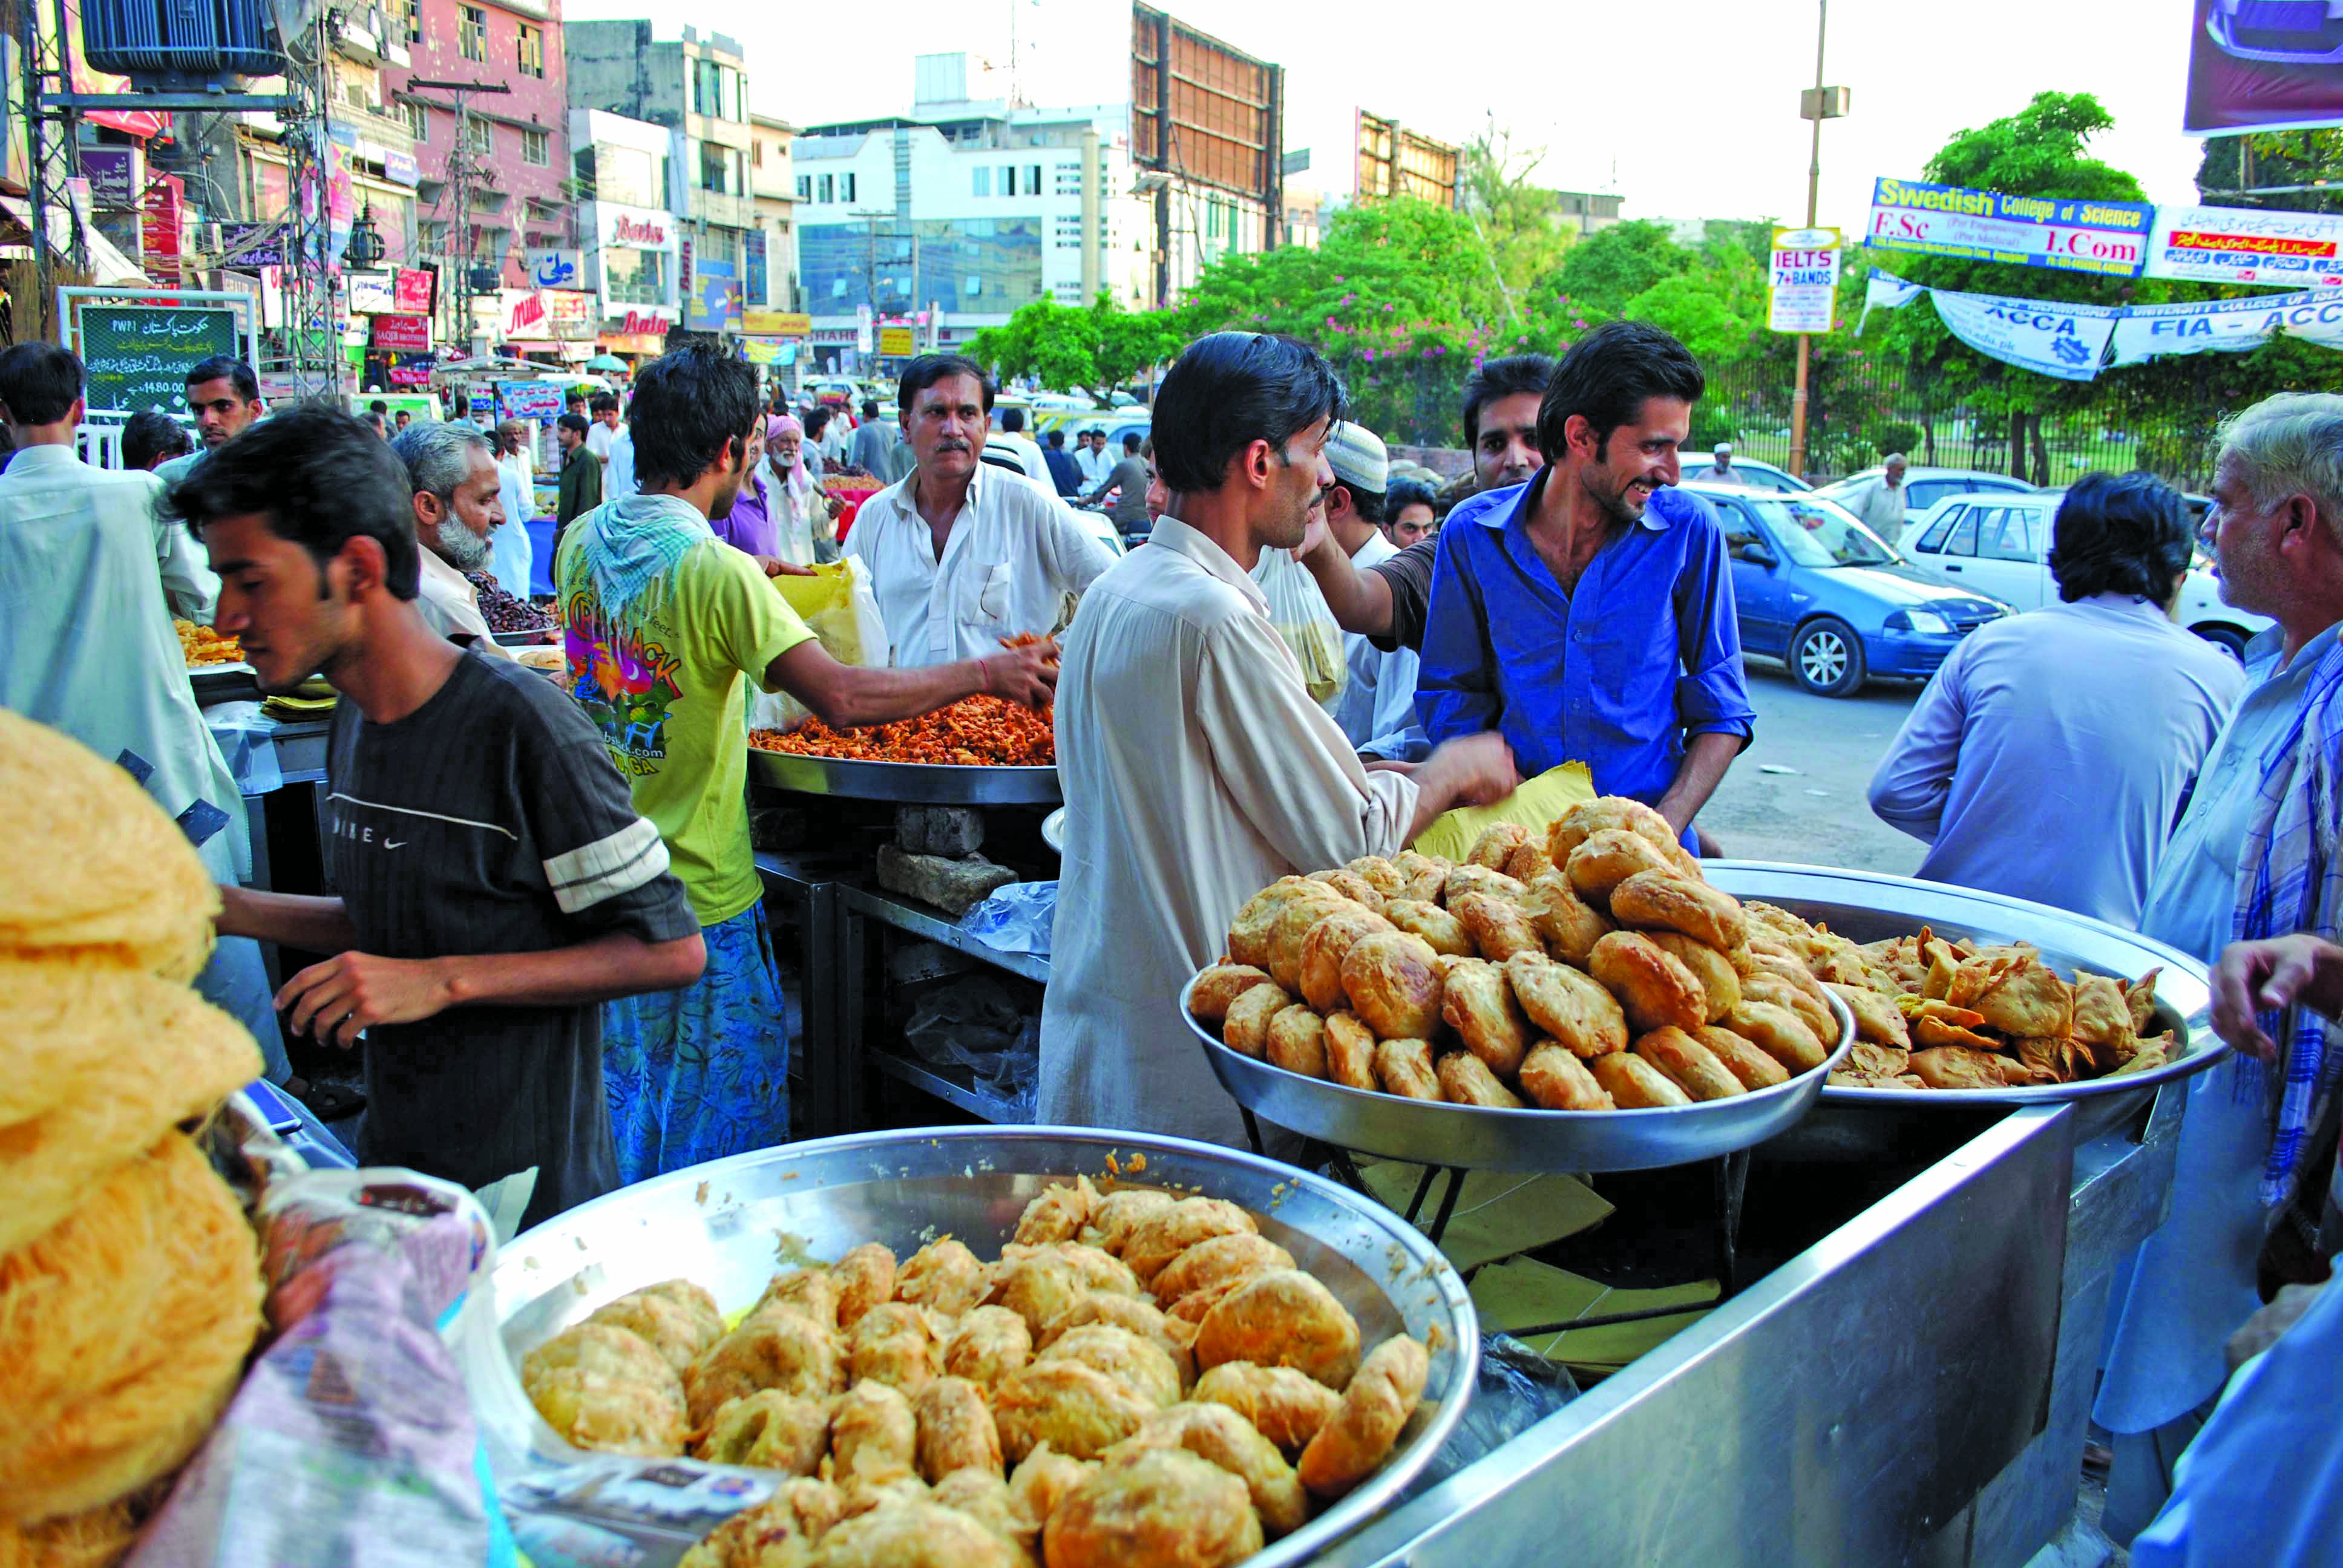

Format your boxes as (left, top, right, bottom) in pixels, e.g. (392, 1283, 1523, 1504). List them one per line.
(1414, 322, 1754, 847)
(1041, 428, 1084, 497)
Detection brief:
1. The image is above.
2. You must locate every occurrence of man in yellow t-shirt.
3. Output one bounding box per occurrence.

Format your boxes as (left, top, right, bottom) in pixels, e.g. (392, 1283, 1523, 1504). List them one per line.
(557, 342, 1057, 1180)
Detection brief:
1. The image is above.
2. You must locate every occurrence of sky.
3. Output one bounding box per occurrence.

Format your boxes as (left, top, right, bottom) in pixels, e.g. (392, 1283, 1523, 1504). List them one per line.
(566, 0, 2210, 228)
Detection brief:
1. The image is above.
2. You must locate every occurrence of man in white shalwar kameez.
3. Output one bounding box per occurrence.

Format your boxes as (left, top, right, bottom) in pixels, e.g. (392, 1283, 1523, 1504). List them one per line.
(0, 342, 288, 1083)
(1039, 333, 1518, 1146)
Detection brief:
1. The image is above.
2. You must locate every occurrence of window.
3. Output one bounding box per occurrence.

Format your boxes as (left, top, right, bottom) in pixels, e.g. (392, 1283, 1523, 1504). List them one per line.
(465, 116, 493, 156)
(404, 99, 429, 141)
(797, 174, 812, 200)
(458, 4, 487, 62)
(701, 141, 729, 194)
(841, 172, 856, 203)
(1027, 165, 1041, 196)
(972, 166, 990, 197)
(1977, 508, 2041, 563)
(818, 173, 833, 203)
(751, 140, 763, 168)
(517, 22, 543, 78)
(399, 0, 419, 44)
(692, 59, 737, 121)
(1941, 509, 1980, 557)
(520, 127, 549, 167)
(1906, 479, 1962, 512)
(1915, 506, 1964, 554)
(1000, 165, 1017, 196)
(603, 245, 669, 306)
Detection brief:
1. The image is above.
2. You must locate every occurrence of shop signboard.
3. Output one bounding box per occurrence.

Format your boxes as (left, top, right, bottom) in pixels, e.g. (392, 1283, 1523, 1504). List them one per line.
(542, 290, 598, 340)
(742, 309, 811, 336)
(385, 354, 435, 387)
(2146, 203, 2343, 289)
(746, 229, 768, 304)
(372, 313, 433, 352)
(500, 380, 565, 419)
(470, 388, 496, 422)
(686, 258, 742, 332)
(877, 324, 916, 356)
(394, 268, 434, 313)
(79, 147, 137, 208)
(347, 271, 396, 314)
(505, 290, 552, 338)
(77, 303, 240, 414)
(1767, 226, 1841, 333)
(1865, 177, 2154, 278)
(618, 310, 674, 337)
(220, 223, 286, 267)
(383, 149, 420, 187)
(140, 173, 185, 286)
(741, 338, 799, 366)
(527, 248, 584, 289)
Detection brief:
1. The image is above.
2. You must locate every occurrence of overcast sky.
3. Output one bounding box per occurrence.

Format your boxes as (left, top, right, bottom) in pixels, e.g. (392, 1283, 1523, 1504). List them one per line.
(568, 0, 2208, 228)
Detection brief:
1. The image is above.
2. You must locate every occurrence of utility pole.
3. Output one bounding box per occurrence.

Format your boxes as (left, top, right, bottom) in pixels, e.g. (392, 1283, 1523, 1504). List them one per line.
(411, 77, 511, 357)
(1786, 1, 1847, 482)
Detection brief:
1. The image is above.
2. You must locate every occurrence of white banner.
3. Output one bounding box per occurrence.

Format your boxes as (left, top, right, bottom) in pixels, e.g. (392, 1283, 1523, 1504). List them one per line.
(1768, 227, 1841, 334)
(1856, 269, 1924, 334)
(2146, 204, 2343, 290)
(1927, 288, 2122, 382)
(2111, 287, 2343, 365)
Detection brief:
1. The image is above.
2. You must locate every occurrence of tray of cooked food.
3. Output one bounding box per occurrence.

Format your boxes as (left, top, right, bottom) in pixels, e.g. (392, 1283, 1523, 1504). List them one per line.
(179, 618, 261, 704)
(748, 695, 1061, 805)
(1178, 798, 1856, 1174)
(1691, 864, 2219, 1113)
(472, 1126, 1476, 1568)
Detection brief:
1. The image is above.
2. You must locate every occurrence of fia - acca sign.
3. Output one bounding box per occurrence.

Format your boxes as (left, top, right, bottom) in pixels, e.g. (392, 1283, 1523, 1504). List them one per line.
(1768, 227, 1841, 333)
(1866, 178, 2152, 278)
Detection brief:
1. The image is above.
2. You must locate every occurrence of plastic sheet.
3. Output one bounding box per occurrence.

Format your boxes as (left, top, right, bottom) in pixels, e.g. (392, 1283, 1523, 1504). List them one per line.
(900, 975, 1041, 1120)
(202, 700, 283, 796)
(1407, 1332, 1582, 1493)
(957, 880, 1058, 958)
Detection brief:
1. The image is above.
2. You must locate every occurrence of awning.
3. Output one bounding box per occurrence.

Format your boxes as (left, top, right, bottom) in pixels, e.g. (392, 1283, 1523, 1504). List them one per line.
(0, 195, 149, 286)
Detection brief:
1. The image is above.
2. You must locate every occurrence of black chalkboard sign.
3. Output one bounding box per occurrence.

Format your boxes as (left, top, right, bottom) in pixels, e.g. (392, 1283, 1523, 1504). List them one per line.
(79, 304, 241, 414)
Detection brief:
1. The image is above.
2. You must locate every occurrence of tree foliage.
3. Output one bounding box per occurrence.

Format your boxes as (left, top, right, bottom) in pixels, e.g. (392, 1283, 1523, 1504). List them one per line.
(963, 294, 1184, 408)
(1458, 120, 1576, 326)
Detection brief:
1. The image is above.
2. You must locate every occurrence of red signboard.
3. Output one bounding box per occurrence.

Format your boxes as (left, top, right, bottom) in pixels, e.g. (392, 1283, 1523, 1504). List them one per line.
(372, 313, 432, 351)
(393, 267, 433, 313)
(139, 173, 185, 285)
(385, 356, 435, 387)
(620, 310, 672, 336)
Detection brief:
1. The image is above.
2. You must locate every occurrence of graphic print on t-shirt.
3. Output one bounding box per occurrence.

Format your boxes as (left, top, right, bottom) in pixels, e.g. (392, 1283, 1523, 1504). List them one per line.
(563, 587, 683, 775)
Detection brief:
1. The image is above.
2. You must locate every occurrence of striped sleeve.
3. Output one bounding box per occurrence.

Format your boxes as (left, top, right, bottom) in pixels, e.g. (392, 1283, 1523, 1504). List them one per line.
(543, 814, 671, 915)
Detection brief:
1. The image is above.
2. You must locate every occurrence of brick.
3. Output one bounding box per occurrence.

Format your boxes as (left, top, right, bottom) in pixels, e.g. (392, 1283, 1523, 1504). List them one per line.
(895, 805, 986, 857)
(749, 807, 807, 852)
(876, 843, 1019, 918)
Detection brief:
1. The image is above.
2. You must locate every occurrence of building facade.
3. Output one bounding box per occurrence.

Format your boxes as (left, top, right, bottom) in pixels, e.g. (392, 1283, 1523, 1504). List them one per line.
(566, 21, 752, 338)
(791, 54, 1145, 371)
(747, 111, 799, 314)
(569, 108, 681, 355)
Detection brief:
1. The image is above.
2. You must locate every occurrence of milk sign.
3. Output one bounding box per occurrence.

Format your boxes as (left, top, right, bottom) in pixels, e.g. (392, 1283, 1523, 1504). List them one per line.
(1768, 227, 1841, 334)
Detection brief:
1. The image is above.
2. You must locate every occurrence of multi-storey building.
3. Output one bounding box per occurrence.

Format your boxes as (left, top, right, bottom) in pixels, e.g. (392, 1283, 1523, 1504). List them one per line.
(565, 21, 753, 337)
(569, 108, 682, 357)
(747, 112, 801, 316)
(378, 0, 573, 318)
(791, 53, 1145, 372)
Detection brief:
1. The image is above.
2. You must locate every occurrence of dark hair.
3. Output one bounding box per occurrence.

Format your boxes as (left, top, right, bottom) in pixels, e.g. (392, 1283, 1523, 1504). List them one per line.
(860, 398, 880, 420)
(1387, 476, 1438, 518)
(1152, 332, 1348, 495)
(566, 389, 587, 405)
(123, 410, 194, 469)
(590, 393, 619, 416)
(1122, 431, 1142, 454)
(627, 341, 761, 492)
(897, 355, 995, 419)
(0, 342, 84, 425)
(395, 408, 412, 422)
(1333, 477, 1387, 524)
(1000, 406, 1025, 433)
(558, 412, 591, 437)
(1536, 323, 1703, 461)
(185, 356, 259, 403)
(166, 400, 419, 599)
(804, 406, 832, 440)
(1463, 353, 1556, 450)
(2048, 472, 2195, 606)
(368, 399, 388, 414)
(1046, 428, 1065, 448)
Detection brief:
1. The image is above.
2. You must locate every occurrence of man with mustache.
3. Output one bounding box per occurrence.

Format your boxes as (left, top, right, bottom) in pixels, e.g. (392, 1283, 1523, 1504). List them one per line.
(843, 354, 1118, 665)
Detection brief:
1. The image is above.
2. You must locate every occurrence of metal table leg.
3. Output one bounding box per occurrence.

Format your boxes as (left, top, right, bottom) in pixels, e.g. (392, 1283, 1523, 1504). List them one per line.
(1239, 1107, 1266, 1157)
(802, 882, 841, 1138)
(1422, 1166, 1467, 1249)
(1402, 1165, 1441, 1227)
(1713, 1148, 1751, 1295)
(837, 906, 869, 1135)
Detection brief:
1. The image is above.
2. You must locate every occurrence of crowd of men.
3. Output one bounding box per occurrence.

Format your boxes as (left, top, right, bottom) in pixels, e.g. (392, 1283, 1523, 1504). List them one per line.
(4, 315, 2341, 1556)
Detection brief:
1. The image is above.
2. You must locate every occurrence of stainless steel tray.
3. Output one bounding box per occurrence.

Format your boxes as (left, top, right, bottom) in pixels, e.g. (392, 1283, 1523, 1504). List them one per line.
(479, 1126, 1477, 1568)
(1702, 863, 2226, 1112)
(1042, 806, 1066, 853)
(1179, 975, 1854, 1174)
(747, 746, 1062, 805)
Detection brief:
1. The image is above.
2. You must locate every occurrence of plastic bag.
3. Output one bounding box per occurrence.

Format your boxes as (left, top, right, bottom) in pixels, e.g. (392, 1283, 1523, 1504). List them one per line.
(1251, 546, 1347, 713)
(1408, 1333, 1582, 1494)
(747, 557, 890, 733)
(958, 881, 1057, 959)
(902, 976, 1041, 1120)
(1412, 760, 1598, 862)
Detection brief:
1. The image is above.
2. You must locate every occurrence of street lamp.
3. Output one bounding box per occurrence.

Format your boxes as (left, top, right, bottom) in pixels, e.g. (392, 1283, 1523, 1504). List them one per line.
(346, 203, 385, 269)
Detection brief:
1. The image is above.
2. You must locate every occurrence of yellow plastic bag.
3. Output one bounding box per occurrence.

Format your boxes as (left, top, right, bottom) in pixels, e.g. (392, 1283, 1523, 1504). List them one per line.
(1410, 760, 1596, 863)
(749, 558, 889, 732)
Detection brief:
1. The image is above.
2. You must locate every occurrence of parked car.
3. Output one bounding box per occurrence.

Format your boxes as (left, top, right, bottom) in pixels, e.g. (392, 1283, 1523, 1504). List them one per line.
(1814, 465, 2036, 518)
(978, 438, 1126, 559)
(1896, 492, 2269, 659)
(1031, 407, 1152, 456)
(1686, 457, 1811, 493)
(1688, 484, 2009, 697)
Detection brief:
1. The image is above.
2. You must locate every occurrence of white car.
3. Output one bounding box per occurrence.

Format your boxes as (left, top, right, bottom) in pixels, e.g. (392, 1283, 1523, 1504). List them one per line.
(1898, 492, 2269, 658)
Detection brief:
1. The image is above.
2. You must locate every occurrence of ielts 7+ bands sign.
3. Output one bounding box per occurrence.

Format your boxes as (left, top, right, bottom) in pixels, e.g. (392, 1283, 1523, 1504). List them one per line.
(1866, 178, 2154, 278)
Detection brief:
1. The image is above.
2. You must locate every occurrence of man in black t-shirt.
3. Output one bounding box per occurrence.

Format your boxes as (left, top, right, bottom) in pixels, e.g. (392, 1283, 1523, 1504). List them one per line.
(171, 405, 706, 1229)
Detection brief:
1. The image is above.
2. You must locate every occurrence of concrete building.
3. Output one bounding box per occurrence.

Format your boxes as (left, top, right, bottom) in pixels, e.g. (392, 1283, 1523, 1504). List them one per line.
(566, 21, 753, 336)
(748, 112, 801, 313)
(569, 108, 683, 356)
(379, 0, 572, 298)
(1556, 190, 1625, 237)
(790, 53, 1145, 372)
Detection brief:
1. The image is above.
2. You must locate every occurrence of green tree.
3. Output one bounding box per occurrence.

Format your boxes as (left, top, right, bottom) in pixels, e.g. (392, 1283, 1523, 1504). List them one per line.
(1552, 221, 1693, 322)
(964, 294, 1182, 407)
(1458, 120, 1576, 328)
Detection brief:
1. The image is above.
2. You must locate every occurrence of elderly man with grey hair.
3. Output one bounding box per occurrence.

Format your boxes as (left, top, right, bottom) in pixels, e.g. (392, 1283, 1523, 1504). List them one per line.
(2096, 391, 2343, 1544)
(389, 420, 517, 657)
(1841, 451, 1909, 537)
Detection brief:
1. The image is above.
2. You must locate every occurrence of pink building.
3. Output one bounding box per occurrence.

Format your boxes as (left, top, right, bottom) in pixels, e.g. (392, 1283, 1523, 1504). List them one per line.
(382, 0, 572, 292)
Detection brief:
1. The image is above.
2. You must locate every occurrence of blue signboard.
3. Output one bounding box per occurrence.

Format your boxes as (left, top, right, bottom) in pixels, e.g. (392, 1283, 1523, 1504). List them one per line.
(1864, 177, 2155, 279)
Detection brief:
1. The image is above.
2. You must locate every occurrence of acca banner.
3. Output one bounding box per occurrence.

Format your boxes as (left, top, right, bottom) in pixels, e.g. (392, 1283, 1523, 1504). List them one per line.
(1927, 289, 2122, 381)
(1767, 227, 1841, 333)
(1866, 177, 2154, 278)
(2147, 203, 2343, 289)
(2112, 287, 2343, 365)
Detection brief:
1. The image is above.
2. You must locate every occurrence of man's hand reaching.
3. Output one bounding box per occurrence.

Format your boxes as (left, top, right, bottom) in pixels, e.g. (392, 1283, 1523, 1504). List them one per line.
(980, 639, 1060, 709)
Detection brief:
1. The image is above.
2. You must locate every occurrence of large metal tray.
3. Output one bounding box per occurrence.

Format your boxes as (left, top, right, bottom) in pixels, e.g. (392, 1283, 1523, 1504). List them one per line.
(1703, 863, 2225, 1114)
(1180, 975, 1854, 1174)
(475, 1126, 1477, 1568)
(189, 661, 260, 705)
(747, 746, 1061, 805)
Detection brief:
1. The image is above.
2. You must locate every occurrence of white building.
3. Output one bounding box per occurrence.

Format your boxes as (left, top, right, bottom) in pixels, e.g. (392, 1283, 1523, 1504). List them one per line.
(569, 108, 683, 354)
(790, 53, 1150, 371)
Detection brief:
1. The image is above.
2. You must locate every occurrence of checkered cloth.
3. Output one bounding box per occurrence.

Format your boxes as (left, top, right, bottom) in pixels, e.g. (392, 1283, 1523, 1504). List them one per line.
(2232, 636, 2343, 1215)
